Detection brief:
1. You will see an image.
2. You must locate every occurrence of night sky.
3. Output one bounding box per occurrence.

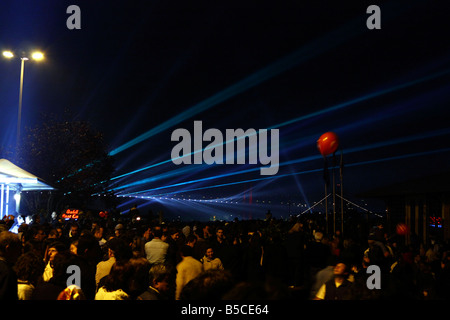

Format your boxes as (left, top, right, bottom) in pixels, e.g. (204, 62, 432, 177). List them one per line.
(1, 0, 450, 220)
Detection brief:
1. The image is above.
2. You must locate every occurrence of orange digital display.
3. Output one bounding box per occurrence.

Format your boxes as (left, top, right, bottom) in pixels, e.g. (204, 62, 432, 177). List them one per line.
(62, 209, 79, 219)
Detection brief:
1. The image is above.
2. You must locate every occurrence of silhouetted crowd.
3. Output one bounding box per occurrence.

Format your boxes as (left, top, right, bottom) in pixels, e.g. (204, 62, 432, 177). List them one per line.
(1, 211, 450, 300)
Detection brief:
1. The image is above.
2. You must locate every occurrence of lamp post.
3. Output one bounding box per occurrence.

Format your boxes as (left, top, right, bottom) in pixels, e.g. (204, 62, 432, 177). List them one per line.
(17, 56, 28, 145)
(2, 50, 44, 148)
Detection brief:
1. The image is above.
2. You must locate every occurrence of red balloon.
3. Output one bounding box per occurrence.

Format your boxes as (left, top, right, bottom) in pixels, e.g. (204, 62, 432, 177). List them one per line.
(317, 132, 339, 157)
(396, 223, 409, 235)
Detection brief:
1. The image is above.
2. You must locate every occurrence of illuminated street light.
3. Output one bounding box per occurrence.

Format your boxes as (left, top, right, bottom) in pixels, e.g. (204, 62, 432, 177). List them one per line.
(2, 51, 14, 58)
(1, 50, 45, 150)
(31, 51, 44, 61)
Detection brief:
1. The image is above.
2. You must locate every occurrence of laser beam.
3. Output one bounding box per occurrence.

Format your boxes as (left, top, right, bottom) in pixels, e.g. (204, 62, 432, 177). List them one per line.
(108, 8, 380, 157)
(110, 126, 450, 196)
(120, 146, 450, 198)
(108, 66, 450, 185)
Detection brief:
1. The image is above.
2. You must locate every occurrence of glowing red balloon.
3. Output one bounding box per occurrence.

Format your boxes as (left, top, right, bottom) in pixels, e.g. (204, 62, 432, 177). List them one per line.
(396, 223, 409, 235)
(317, 132, 339, 157)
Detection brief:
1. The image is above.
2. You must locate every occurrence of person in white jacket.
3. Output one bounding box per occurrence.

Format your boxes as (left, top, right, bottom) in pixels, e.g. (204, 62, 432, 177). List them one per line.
(200, 247, 224, 271)
(175, 245, 203, 300)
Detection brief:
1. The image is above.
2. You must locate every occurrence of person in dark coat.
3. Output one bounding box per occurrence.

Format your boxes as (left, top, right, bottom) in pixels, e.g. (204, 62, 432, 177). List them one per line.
(32, 251, 78, 300)
(0, 231, 22, 300)
(314, 262, 353, 300)
(137, 263, 175, 300)
(305, 231, 331, 284)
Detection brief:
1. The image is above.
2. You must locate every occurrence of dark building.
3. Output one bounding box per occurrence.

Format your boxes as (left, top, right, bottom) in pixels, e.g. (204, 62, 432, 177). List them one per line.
(361, 172, 450, 244)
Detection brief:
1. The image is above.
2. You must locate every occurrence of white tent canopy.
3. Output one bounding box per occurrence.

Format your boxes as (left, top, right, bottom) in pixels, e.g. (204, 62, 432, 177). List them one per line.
(0, 158, 54, 191)
(0, 158, 54, 219)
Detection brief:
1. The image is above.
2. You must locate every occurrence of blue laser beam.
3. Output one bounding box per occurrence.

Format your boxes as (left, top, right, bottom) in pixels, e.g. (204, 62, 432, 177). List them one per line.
(108, 65, 450, 184)
(270, 68, 450, 130)
(120, 146, 450, 198)
(108, 8, 383, 157)
(110, 126, 450, 196)
(58, 2, 423, 184)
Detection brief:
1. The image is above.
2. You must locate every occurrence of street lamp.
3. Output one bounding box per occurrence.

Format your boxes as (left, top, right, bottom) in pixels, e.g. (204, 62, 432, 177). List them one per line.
(31, 52, 44, 61)
(2, 51, 14, 59)
(2, 50, 45, 148)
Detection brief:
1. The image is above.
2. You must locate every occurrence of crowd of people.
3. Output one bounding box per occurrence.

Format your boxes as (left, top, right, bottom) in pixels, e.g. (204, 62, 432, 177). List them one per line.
(1, 210, 450, 300)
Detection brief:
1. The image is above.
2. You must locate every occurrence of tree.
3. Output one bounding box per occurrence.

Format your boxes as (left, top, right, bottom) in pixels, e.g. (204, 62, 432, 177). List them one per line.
(16, 112, 115, 215)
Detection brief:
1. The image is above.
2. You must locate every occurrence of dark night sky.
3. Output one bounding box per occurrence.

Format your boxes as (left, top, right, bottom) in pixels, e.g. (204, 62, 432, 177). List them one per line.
(1, 0, 450, 220)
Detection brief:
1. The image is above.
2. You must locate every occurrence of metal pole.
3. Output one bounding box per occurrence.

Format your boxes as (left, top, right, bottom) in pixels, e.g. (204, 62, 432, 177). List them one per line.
(5, 185, 10, 216)
(340, 150, 344, 235)
(332, 155, 336, 234)
(325, 183, 328, 234)
(332, 167, 336, 234)
(17, 57, 27, 147)
(0, 184, 4, 219)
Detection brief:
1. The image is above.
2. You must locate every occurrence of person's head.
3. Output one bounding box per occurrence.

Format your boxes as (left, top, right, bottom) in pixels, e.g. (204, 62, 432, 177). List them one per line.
(205, 247, 215, 260)
(48, 229, 58, 240)
(143, 226, 152, 241)
(128, 257, 151, 297)
(216, 227, 225, 241)
(14, 251, 45, 285)
(152, 226, 163, 239)
(114, 224, 124, 237)
(70, 223, 79, 237)
(182, 225, 191, 238)
(17, 215, 25, 225)
(93, 226, 104, 240)
(203, 225, 212, 238)
(77, 233, 99, 259)
(107, 237, 132, 262)
(333, 262, 349, 278)
(314, 231, 323, 242)
(18, 222, 28, 234)
(0, 231, 22, 264)
(47, 241, 66, 262)
(51, 251, 78, 286)
(34, 227, 46, 242)
(179, 269, 235, 300)
(47, 247, 58, 262)
(103, 260, 134, 293)
(170, 229, 180, 241)
(148, 263, 175, 295)
(56, 227, 63, 238)
(186, 234, 197, 247)
(180, 245, 194, 258)
(70, 240, 78, 255)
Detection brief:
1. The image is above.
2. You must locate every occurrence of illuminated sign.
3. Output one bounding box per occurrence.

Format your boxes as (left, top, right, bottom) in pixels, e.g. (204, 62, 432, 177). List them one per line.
(429, 216, 442, 228)
(62, 209, 80, 220)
